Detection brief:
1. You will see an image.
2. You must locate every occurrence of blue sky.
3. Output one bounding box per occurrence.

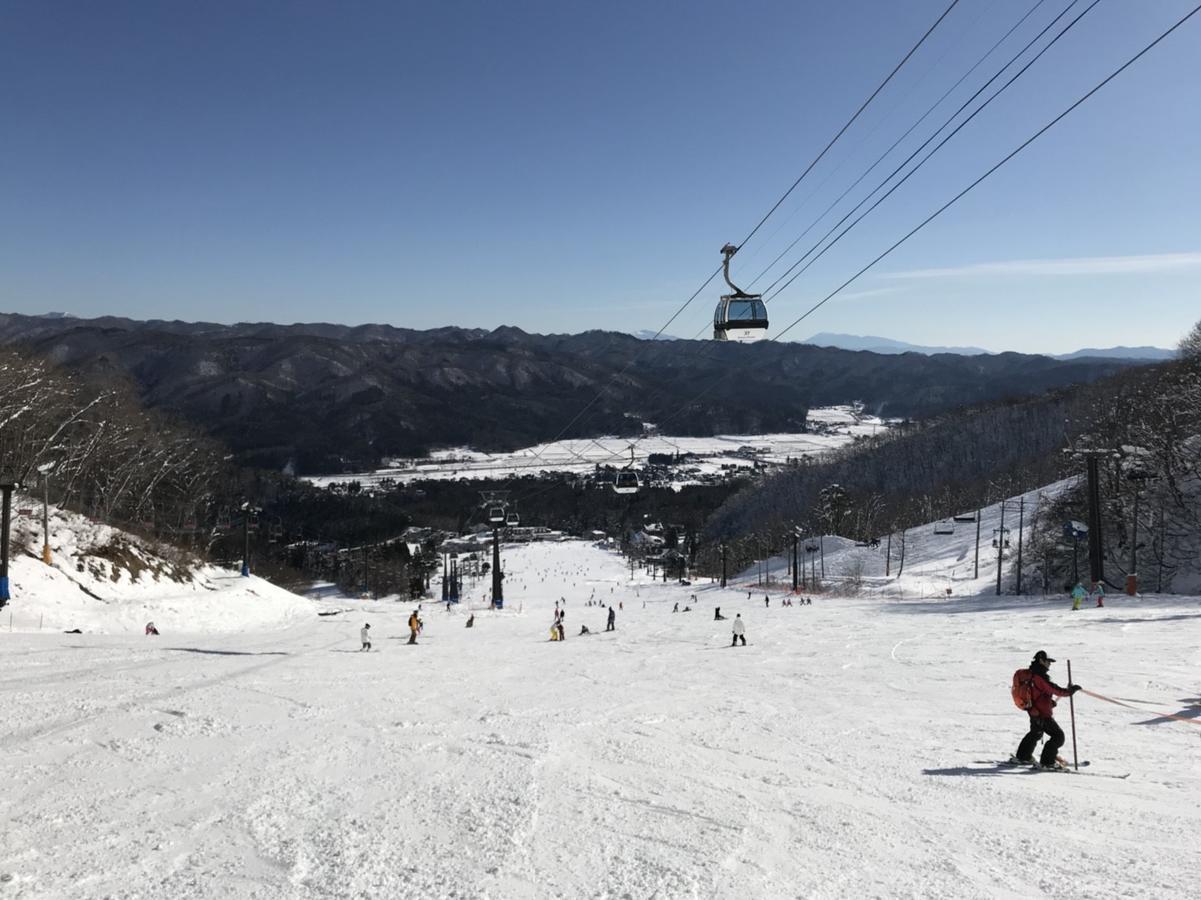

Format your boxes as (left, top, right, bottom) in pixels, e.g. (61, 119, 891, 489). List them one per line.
(1, 0, 1197, 353)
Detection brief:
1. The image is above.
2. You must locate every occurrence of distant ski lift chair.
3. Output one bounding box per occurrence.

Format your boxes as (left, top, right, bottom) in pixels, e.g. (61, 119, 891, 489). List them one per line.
(612, 445, 640, 494)
(933, 519, 955, 535)
(713, 244, 768, 343)
(216, 507, 232, 531)
(488, 506, 507, 525)
(505, 511, 520, 527)
(613, 471, 640, 494)
(991, 527, 1011, 549)
(268, 520, 284, 543)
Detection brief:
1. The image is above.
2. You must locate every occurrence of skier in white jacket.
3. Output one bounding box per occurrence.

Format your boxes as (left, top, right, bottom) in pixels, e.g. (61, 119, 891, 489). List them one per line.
(360, 623, 372, 651)
(731, 614, 746, 647)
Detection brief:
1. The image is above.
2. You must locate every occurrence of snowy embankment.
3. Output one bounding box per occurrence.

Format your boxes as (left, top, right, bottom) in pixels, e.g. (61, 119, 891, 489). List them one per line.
(1, 539, 1198, 898)
(740, 480, 1079, 600)
(0, 497, 315, 634)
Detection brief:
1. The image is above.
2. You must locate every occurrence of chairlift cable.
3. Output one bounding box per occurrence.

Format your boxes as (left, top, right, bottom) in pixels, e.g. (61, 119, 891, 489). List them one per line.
(489, 0, 966, 493)
(766, 1, 1201, 341)
(737, 0, 997, 275)
(761, 0, 1094, 301)
(736, 0, 964, 252)
(747, 0, 1050, 291)
(601, 1, 1201, 456)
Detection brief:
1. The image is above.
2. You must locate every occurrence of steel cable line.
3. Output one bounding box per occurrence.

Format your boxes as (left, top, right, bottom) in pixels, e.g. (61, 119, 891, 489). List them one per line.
(493, 3, 965, 495)
(737, 0, 996, 273)
(747, 0, 1049, 290)
(761, 0, 1093, 301)
(736, 0, 963, 253)
(596, 0, 1201, 464)
(541, 0, 1076, 468)
(767, 0, 1201, 340)
(766, 0, 1100, 303)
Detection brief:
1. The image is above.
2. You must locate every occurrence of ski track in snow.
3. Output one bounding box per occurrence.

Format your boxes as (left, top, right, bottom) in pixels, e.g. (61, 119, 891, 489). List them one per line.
(2, 541, 1199, 898)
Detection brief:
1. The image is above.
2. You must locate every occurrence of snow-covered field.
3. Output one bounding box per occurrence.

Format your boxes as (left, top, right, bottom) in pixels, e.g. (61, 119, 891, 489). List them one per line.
(2, 537, 1198, 898)
(305, 406, 889, 488)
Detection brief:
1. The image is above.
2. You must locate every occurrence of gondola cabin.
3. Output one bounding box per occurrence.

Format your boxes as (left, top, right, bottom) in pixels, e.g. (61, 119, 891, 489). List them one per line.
(613, 471, 640, 494)
(713, 242, 768, 342)
(713, 295, 769, 342)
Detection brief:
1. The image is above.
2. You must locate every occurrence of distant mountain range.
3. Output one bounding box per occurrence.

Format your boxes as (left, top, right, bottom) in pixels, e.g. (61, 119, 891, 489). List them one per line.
(0, 312, 1150, 475)
(802, 332, 1175, 361)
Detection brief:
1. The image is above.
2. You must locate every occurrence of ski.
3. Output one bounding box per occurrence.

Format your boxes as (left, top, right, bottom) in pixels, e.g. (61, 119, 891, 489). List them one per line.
(976, 760, 1129, 780)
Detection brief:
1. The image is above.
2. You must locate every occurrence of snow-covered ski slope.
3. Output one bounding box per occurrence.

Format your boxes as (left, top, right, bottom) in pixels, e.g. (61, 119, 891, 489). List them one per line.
(0, 497, 315, 634)
(3, 539, 1198, 898)
(305, 406, 888, 488)
(745, 481, 1079, 600)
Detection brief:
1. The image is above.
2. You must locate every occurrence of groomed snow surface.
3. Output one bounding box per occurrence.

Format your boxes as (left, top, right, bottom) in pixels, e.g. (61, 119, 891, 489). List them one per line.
(3, 537, 1199, 898)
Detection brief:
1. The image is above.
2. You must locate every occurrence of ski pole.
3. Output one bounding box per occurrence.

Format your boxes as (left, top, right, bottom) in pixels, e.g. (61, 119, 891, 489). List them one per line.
(1067, 659, 1079, 771)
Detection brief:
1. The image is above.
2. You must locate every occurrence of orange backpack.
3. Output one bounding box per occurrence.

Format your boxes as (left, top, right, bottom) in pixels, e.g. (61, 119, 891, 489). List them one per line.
(1011, 668, 1035, 710)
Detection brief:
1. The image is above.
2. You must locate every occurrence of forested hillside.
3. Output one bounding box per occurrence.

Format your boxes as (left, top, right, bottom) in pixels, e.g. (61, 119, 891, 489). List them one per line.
(701, 330, 1201, 593)
(0, 313, 1138, 474)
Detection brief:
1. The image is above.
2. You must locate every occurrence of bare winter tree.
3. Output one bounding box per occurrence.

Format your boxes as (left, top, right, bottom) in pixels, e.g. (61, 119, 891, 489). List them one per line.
(1178, 318, 1201, 361)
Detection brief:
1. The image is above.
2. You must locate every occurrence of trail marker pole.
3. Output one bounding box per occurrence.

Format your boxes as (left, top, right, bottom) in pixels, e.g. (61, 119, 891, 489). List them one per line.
(1067, 659, 1079, 771)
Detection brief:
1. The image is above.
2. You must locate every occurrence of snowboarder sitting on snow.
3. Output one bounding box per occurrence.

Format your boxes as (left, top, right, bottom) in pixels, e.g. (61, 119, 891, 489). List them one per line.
(579, 625, 590, 636)
(145, 622, 159, 636)
(714, 607, 726, 621)
(465, 614, 474, 628)
(407, 611, 421, 645)
(672, 602, 679, 613)
(731, 614, 746, 647)
(1012, 649, 1081, 769)
(360, 623, 371, 651)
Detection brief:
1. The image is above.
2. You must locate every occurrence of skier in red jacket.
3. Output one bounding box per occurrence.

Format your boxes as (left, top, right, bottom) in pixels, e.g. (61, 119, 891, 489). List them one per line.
(1012, 650, 1081, 769)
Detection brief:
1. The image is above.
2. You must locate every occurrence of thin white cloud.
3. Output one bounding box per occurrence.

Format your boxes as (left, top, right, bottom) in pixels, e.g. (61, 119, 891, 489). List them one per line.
(885, 251, 1201, 279)
(837, 286, 902, 302)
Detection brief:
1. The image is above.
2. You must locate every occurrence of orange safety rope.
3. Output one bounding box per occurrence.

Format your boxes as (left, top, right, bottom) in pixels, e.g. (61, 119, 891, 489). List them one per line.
(1081, 689, 1201, 728)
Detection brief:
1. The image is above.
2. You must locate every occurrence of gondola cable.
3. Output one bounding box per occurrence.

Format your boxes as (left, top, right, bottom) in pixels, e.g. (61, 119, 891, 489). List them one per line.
(765, 0, 1101, 303)
(746, 0, 1050, 291)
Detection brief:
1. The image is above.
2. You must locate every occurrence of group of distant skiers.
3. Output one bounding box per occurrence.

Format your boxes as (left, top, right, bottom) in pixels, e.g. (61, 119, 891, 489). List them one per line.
(549, 601, 616, 641)
(356, 609, 424, 650)
(1070, 581, 1105, 610)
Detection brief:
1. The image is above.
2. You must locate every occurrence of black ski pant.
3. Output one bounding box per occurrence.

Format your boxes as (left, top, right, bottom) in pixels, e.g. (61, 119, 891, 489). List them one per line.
(731, 634, 746, 646)
(1017, 715, 1065, 765)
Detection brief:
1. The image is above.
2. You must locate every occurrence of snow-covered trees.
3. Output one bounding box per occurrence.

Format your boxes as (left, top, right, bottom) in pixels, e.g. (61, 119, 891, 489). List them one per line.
(1178, 318, 1201, 362)
(0, 348, 228, 536)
